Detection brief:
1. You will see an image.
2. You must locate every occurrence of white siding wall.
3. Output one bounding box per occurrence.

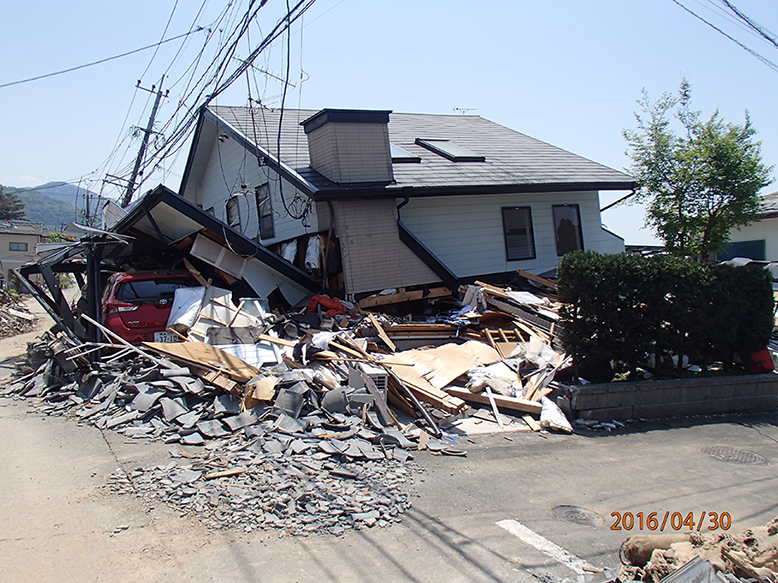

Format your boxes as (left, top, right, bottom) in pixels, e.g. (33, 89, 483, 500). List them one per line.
(195, 136, 319, 245)
(399, 191, 620, 277)
(598, 228, 627, 254)
(729, 217, 778, 260)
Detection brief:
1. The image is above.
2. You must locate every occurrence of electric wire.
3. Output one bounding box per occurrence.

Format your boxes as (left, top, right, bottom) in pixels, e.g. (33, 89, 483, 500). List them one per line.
(51, 0, 316, 206)
(719, 0, 778, 51)
(670, 0, 778, 72)
(130, 0, 317, 199)
(0, 28, 204, 89)
(139, 0, 181, 81)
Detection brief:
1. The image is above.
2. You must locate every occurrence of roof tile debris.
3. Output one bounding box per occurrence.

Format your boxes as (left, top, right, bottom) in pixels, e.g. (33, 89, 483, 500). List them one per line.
(1, 273, 574, 535)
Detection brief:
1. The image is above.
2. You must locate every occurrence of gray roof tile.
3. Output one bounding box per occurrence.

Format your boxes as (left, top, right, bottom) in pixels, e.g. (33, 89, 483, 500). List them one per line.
(211, 106, 634, 194)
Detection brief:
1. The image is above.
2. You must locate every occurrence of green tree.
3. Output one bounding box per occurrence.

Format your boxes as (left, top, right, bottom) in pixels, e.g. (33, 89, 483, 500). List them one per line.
(623, 80, 773, 259)
(0, 185, 26, 220)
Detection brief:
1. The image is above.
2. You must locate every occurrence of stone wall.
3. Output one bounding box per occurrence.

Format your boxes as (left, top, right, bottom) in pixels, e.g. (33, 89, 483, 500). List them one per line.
(568, 373, 778, 421)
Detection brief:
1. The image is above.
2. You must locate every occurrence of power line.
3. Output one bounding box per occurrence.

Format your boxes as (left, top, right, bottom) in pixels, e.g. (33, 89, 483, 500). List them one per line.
(0, 28, 204, 90)
(670, 0, 778, 73)
(131, 0, 317, 192)
(139, 0, 181, 81)
(719, 0, 778, 51)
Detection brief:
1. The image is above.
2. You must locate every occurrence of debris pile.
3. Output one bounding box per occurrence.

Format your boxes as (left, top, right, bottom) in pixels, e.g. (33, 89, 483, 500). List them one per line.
(0, 290, 36, 339)
(2, 274, 578, 534)
(619, 517, 778, 583)
(107, 450, 417, 535)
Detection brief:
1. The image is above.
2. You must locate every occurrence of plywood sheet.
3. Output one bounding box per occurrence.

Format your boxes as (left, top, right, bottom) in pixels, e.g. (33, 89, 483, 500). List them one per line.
(143, 341, 258, 383)
(388, 340, 502, 390)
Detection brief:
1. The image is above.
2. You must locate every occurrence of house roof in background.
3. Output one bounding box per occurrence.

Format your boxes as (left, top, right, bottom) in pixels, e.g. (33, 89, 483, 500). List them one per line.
(0, 221, 48, 236)
(759, 190, 778, 217)
(184, 106, 635, 199)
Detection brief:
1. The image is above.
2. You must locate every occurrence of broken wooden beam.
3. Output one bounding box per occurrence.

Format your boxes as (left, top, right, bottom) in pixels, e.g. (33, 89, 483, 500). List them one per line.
(446, 387, 542, 415)
(366, 313, 397, 353)
(517, 270, 557, 291)
(357, 287, 451, 309)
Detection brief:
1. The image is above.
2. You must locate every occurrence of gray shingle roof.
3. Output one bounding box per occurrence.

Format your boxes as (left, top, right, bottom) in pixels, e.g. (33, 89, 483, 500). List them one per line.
(759, 191, 778, 216)
(211, 106, 634, 195)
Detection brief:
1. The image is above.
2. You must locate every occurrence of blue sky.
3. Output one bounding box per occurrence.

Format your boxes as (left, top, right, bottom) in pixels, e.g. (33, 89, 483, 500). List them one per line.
(1, 0, 776, 244)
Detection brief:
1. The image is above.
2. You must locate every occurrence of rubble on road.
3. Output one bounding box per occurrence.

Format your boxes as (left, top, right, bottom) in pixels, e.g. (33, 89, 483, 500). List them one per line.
(618, 517, 778, 583)
(1, 274, 579, 535)
(107, 447, 419, 535)
(0, 290, 36, 339)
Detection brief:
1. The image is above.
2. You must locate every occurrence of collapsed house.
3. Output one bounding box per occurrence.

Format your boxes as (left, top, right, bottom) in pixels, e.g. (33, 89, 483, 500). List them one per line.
(180, 106, 635, 300)
(6, 182, 583, 534)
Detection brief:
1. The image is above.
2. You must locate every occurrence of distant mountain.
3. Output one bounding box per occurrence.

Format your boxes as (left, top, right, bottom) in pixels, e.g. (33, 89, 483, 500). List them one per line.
(14, 181, 101, 209)
(4, 182, 116, 231)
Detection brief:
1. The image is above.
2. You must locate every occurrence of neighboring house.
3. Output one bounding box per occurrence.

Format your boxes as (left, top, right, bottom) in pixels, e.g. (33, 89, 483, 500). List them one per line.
(0, 221, 48, 285)
(180, 106, 635, 298)
(720, 191, 778, 261)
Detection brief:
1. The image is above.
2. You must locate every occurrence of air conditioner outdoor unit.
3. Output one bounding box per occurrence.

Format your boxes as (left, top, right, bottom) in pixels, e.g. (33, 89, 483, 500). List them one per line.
(358, 362, 389, 396)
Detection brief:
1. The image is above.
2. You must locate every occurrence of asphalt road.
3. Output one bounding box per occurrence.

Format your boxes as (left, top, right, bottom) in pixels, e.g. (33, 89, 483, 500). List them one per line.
(0, 295, 777, 582)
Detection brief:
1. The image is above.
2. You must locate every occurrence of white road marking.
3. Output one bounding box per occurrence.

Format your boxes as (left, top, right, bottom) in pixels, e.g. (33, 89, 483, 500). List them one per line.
(496, 519, 597, 575)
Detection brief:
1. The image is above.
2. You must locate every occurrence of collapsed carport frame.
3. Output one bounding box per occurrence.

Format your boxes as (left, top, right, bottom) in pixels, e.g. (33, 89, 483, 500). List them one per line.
(17, 185, 321, 348)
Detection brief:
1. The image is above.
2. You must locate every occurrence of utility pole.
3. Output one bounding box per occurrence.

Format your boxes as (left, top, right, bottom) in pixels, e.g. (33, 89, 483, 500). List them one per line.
(121, 79, 167, 208)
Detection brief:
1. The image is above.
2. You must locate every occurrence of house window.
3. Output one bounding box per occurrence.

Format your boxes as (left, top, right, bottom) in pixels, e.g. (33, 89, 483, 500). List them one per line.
(9, 242, 27, 252)
(226, 196, 241, 228)
(415, 138, 485, 162)
(718, 239, 766, 261)
(255, 183, 275, 240)
(553, 204, 583, 256)
(502, 207, 536, 261)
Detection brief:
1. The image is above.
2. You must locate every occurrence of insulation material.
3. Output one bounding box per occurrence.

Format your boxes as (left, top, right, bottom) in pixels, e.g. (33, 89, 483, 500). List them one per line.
(539, 396, 573, 433)
(305, 235, 321, 271)
(216, 343, 279, 369)
(466, 362, 521, 397)
(281, 239, 298, 263)
(167, 286, 207, 334)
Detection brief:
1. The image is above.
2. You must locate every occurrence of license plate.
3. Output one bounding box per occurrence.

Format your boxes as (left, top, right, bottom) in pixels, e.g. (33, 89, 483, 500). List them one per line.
(153, 331, 179, 343)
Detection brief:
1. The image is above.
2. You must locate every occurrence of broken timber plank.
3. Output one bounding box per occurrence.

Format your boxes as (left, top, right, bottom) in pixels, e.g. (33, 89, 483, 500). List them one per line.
(483, 296, 555, 334)
(484, 384, 505, 430)
(522, 414, 542, 431)
(202, 370, 241, 396)
(446, 387, 542, 415)
(143, 341, 258, 383)
(256, 334, 297, 348)
(205, 468, 247, 480)
(384, 324, 459, 334)
(517, 270, 557, 290)
(366, 313, 397, 353)
(183, 258, 211, 287)
(357, 287, 451, 309)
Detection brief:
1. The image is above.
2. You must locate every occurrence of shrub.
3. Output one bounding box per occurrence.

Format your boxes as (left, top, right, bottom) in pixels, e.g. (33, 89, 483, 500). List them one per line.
(558, 251, 774, 381)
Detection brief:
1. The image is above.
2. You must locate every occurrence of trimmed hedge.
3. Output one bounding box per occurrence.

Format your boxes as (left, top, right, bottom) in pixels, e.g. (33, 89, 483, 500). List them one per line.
(557, 251, 774, 382)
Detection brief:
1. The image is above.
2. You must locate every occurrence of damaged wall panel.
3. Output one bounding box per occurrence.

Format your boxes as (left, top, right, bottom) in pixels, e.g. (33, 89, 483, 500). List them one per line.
(332, 198, 439, 295)
(113, 186, 320, 304)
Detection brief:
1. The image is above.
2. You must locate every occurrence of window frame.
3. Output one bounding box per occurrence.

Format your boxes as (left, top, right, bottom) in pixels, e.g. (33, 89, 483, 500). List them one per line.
(502, 206, 536, 261)
(9, 242, 28, 252)
(552, 204, 584, 256)
(226, 196, 241, 228)
(255, 182, 275, 240)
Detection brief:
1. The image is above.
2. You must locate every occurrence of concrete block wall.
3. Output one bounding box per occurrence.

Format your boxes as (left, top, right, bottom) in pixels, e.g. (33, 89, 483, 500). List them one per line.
(568, 373, 778, 421)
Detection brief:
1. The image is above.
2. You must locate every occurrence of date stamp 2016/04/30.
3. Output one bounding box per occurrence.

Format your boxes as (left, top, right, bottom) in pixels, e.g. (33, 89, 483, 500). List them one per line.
(611, 511, 731, 531)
